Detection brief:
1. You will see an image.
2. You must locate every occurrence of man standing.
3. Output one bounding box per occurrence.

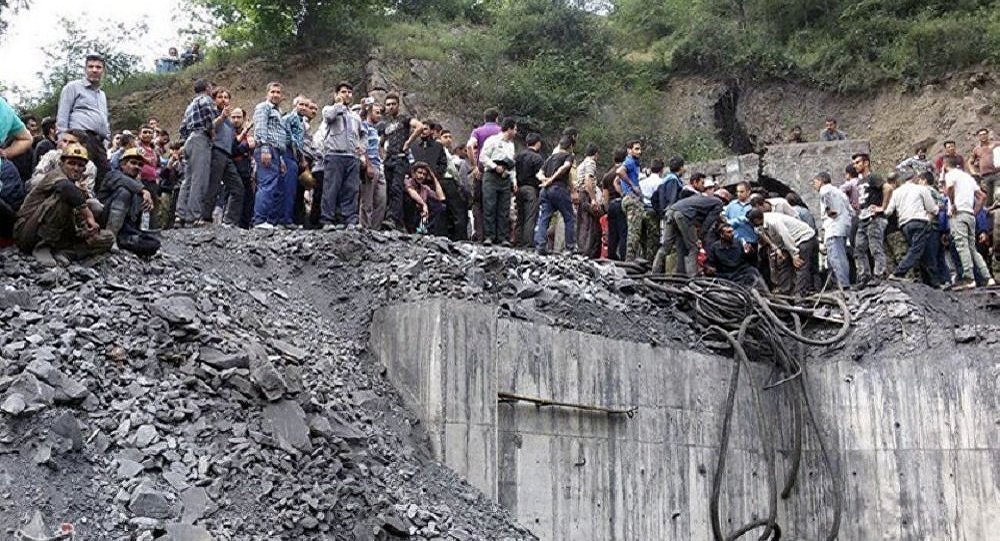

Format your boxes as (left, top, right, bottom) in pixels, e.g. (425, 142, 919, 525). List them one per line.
(514, 133, 544, 247)
(229, 108, 255, 228)
(934, 140, 965, 174)
(969, 128, 1000, 268)
(813, 172, 853, 288)
(14, 144, 113, 261)
(881, 169, 938, 284)
(436, 127, 467, 241)
(56, 54, 111, 187)
(534, 136, 576, 255)
(176, 79, 215, 226)
(207, 87, 244, 226)
(943, 156, 993, 289)
(252, 82, 290, 228)
(359, 103, 387, 230)
(638, 158, 666, 260)
(819, 117, 847, 141)
(410, 120, 448, 180)
(479, 118, 518, 245)
(651, 157, 687, 272)
(33, 117, 58, 164)
(617, 140, 644, 260)
(748, 208, 818, 296)
(320, 83, 366, 226)
(282, 94, 311, 225)
(465, 108, 502, 240)
(852, 152, 892, 286)
(380, 92, 423, 230)
(575, 143, 602, 257)
(897, 144, 934, 174)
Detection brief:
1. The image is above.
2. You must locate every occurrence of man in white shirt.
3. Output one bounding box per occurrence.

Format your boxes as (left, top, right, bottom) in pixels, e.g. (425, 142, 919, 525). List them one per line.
(748, 208, 818, 296)
(479, 118, 518, 245)
(813, 172, 853, 288)
(943, 156, 993, 289)
(881, 169, 939, 284)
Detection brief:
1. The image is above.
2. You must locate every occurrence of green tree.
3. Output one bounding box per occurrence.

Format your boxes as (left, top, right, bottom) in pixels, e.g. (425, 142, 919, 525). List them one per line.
(0, 0, 30, 37)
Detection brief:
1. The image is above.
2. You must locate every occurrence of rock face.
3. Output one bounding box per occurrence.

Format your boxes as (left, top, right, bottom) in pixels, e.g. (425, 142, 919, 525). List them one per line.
(762, 139, 872, 220)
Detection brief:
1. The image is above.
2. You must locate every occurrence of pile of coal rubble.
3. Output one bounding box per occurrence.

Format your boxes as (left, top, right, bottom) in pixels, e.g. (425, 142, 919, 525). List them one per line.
(3, 227, 624, 541)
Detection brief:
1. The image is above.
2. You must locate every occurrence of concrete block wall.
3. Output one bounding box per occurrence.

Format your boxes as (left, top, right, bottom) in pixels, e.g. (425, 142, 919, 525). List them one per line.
(370, 299, 1000, 540)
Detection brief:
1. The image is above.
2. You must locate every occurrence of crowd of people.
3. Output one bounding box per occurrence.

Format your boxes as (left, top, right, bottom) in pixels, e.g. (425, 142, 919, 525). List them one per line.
(1, 53, 998, 292)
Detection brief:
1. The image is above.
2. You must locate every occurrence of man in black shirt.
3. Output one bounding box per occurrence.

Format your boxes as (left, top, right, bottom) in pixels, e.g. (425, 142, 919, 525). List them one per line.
(533, 136, 576, 254)
(34, 117, 58, 164)
(706, 221, 765, 289)
(660, 190, 726, 276)
(514, 133, 544, 247)
(378, 92, 423, 230)
(852, 152, 892, 285)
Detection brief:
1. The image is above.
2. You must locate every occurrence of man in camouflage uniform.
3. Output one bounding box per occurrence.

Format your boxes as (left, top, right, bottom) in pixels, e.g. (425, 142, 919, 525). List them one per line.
(14, 144, 113, 263)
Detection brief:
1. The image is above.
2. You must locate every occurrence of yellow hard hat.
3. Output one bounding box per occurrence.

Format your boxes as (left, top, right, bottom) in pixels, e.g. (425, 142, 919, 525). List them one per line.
(61, 144, 90, 162)
(120, 148, 145, 163)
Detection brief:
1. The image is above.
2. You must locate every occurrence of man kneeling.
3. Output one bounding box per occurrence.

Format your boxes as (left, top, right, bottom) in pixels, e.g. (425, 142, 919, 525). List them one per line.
(14, 144, 113, 263)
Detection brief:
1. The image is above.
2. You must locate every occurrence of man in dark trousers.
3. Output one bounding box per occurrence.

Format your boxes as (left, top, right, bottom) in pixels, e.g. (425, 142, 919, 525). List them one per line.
(56, 54, 111, 188)
(514, 133, 544, 247)
(659, 189, 727, 276)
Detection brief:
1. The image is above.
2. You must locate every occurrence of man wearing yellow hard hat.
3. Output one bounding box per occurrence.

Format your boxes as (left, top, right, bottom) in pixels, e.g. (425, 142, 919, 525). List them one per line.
(96, 147, 160, 255)
(13, 144, 114, 263)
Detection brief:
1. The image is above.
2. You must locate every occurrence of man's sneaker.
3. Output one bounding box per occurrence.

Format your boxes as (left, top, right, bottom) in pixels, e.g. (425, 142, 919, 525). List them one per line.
(953, 280, 976, 291)
(988, 278, 997, 287)
(887, 274, 910, 282)
(483, 239, 493, 246)
(254, 222, 276, 230)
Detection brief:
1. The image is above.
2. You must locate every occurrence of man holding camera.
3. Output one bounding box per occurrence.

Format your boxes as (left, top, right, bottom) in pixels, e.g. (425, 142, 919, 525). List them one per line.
(478, 118, 518, 245)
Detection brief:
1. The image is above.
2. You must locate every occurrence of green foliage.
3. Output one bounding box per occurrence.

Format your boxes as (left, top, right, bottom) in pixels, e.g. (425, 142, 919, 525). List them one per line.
(614, 0, 1000, 92)
(576, 86, 729, 162)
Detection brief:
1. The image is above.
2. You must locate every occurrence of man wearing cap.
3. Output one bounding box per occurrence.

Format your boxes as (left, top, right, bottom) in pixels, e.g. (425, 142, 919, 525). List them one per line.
(879, 168, 938, 285)
(176, 79, 216, 226)
(56, 54, 111, 188)
(98, 147, 156, 247)
(748, 208, 818, 296)
(14, 144, 114, 262)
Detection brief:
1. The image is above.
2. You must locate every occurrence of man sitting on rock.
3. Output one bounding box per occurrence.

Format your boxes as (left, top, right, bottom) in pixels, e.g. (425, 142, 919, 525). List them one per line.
(14, 144, 114, 263)
(705, 221, 766, 290)
(98, 148, 159, 255)
(404, 161, 447, 235)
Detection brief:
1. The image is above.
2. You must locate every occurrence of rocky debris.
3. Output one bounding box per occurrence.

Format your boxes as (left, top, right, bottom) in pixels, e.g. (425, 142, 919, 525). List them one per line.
(1, 228, 552, 540)
(3, 225, 945, 540)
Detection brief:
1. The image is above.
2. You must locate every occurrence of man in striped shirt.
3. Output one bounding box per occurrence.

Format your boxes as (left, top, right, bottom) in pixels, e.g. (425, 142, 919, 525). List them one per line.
(251, 82, 290, 228)
(176, 79, 216, 226)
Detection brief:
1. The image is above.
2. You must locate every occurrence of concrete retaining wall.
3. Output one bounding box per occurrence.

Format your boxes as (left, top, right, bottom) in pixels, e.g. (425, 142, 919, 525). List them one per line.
(370, 299, 1000, 540)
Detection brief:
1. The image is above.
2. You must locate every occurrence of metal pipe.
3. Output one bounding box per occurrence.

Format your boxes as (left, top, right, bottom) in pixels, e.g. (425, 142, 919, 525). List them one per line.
(497, 392, 637, 418)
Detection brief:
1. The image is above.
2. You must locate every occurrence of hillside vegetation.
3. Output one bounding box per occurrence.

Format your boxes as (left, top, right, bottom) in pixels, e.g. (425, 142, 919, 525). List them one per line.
(19, 0, 1000, 163)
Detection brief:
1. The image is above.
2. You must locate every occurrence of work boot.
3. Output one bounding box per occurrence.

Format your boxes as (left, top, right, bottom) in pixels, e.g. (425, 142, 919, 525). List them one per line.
(106, 201, 129, 236)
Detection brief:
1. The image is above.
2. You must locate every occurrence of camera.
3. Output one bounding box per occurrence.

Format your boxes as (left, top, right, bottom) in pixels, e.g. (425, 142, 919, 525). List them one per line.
(362, 97, 376, 106)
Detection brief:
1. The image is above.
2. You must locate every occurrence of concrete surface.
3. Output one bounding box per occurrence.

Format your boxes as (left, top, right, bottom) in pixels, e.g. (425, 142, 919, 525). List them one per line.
(762, 139, 871, 221)
(370, 299, 1000, 541)
(682, 154, 760, 188)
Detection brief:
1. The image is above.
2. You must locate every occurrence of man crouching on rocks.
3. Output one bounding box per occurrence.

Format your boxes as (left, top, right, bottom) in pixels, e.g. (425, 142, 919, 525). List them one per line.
(98, 147, 160, 255)
(14, 144, 114, 263)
